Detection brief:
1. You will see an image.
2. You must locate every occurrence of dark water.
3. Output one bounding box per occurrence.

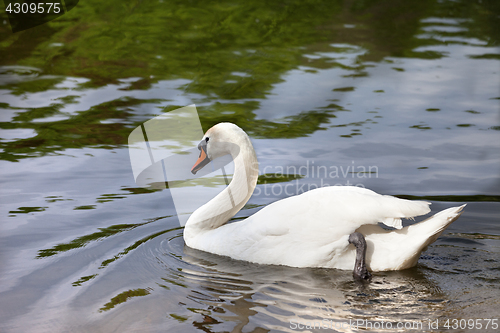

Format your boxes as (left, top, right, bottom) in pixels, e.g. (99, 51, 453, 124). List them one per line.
(1, 0, 499, 332)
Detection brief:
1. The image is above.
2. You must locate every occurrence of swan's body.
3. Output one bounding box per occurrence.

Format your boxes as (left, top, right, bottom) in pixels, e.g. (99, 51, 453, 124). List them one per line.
(184, 123, 465, 272)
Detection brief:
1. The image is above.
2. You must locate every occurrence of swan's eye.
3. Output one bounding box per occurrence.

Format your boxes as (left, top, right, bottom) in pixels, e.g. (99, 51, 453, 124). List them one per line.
(205, 137, 209, 143)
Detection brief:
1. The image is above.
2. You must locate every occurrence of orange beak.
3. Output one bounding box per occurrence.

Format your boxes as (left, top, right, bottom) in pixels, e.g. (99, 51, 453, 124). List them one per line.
(191, 145, 210, 174)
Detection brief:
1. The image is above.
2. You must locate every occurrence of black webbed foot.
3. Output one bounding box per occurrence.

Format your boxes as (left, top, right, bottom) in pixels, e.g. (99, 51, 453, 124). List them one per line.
(348, 232, 372, 281)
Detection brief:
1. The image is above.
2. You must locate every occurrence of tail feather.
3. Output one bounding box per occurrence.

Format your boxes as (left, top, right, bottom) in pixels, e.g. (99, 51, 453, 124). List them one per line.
(402, 204, 466, 266)
(359, 204, 466, 271)
(408, 204, 466, 247)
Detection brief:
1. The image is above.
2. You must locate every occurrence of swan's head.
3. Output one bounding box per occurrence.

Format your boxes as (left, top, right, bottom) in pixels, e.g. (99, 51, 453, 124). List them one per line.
(191, 123, 245, 174)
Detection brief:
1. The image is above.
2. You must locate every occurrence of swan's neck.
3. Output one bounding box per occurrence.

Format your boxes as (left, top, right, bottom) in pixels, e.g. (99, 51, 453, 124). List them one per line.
(184, 138, 258, 239)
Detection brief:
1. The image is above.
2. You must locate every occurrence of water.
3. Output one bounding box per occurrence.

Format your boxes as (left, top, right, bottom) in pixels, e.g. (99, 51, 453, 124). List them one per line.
(1, 0, 499, 332)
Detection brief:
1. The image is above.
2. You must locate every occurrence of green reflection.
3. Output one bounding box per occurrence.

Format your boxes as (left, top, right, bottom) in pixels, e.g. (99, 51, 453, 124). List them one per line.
(395, 194, 500, 202)
(0, 0, 498, 161)
(120, 186, 164, 195)
(72, 274, 98, 287)
(99, 226, 181, 268)
(170, 314, 188, 322)
(469, 54, 500, 60)
(0, 98, 342, 161)
(99, 288, 151, 312)
(96, 193, 127, 203)
(9, 206, 47, 215)
(73, 205, 96, 210)
(410, 124, 432, 130)
(198, 103, 340, 139)
(161, 276, 187, 289)
(45, 195, 73, 203)
(6, 77, 65, 96)
(67, 223, 177, 288)
(36, 219, 167, 258)
(0, 97, 156, 161)
(333, 87, 355, 92)
(257, 173, 304, 185)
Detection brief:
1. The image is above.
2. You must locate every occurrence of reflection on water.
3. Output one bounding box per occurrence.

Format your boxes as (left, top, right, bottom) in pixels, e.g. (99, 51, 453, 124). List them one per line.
(0, 0, 499, 331)
(179, 237, 449, 333)
(12, 220, 493, 332)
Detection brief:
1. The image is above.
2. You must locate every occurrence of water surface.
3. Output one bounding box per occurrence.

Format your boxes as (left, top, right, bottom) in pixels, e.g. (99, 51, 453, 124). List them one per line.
(0, 0, 499, 332)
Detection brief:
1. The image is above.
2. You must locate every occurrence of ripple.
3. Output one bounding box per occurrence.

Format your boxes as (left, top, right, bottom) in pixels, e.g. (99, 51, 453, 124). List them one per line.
(114, 226, 484, 332)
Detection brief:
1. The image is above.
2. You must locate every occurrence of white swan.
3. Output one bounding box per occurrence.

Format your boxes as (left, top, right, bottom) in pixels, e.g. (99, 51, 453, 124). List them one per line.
(184, 123, 465, 278)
